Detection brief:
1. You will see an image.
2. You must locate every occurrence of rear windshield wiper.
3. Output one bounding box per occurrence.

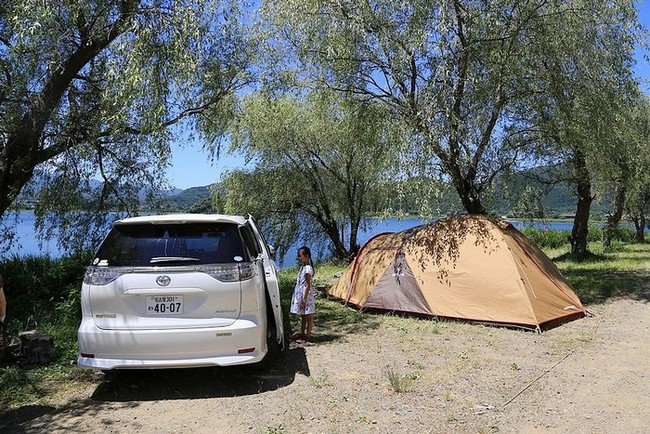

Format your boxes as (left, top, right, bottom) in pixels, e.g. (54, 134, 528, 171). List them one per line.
(150, 256, 201, 264)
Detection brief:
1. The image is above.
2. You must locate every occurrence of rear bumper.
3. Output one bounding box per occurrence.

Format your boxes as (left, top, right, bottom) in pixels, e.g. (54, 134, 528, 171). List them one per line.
(77, 317, 267, 370)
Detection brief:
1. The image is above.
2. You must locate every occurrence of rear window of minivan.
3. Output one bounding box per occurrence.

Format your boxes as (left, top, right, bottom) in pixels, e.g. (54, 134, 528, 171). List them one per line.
(94, 223, 247, 266)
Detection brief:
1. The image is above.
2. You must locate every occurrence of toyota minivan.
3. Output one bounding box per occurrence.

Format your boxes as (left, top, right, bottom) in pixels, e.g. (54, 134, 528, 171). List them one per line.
(77, 214, 284, 370)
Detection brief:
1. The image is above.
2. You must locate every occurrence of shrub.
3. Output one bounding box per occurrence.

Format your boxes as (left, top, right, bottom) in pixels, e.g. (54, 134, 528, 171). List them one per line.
(608, 226, 636, 243)
(0, 252, 92, 369)
(1, 252, 91, 328)
(587, 225, 602, 242)
(520, 228, 570, 249)
(519, 224, 636, 249)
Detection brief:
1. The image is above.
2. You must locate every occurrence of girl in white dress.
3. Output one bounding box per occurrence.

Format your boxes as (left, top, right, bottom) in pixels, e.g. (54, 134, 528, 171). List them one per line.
(290, 246, 315, 342)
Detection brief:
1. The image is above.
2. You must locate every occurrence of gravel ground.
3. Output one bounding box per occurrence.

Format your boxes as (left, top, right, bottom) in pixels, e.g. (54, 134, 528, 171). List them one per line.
(1, 293, 649, 434)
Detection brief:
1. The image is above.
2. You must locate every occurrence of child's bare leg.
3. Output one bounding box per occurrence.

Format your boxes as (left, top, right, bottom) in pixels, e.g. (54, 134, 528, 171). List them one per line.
(300, 315, 307, 335)
(305, 314, 314, 338)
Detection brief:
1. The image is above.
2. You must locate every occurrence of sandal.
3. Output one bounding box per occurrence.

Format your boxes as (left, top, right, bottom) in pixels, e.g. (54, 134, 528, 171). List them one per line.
(290, 332, 304, 341)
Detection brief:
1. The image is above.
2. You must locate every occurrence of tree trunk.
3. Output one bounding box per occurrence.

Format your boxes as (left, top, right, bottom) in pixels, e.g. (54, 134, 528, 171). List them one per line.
(569, 150, 593, 257)
(348, 219, 361, 258)
(0, 2, 137, 218)
(317, 216, 351, 261)
(632, 214, 646, 243)
(603, 183, 626, 248)
(451, 173, 487, 215)
(0, 135, 39, 216)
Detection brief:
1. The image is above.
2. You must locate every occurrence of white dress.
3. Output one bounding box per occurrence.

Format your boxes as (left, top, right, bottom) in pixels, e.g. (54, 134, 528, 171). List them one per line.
(290, 265, 315, 315)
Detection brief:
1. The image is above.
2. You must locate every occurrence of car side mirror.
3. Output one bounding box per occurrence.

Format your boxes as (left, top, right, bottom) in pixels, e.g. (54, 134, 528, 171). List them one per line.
(268, 245, 275, 256)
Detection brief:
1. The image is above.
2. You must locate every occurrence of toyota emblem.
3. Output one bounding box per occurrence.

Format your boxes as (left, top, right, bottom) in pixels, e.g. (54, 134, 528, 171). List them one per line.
(156, 275, 171, 286)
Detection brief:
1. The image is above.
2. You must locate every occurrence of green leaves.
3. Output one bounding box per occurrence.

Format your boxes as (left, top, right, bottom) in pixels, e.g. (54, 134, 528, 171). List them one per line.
(259, 0, 646, 217)
(0, 1, 253, 252)
(222, 91, 403, 259)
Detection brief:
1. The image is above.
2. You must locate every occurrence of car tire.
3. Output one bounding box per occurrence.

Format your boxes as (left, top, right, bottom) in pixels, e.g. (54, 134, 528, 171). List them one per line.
(248, 311, 284, 374)
(101, 369, 120, 381)
(266, 321, 281, 357)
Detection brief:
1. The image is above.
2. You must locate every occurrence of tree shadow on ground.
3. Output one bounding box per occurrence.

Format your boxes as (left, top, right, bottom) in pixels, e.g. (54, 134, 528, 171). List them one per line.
(0, 404, 58, 433)
(315, 296, 382, 339)
(0, 346, 309, 432)
(562, 269, 650, 305)
(551, 244, 650, 305)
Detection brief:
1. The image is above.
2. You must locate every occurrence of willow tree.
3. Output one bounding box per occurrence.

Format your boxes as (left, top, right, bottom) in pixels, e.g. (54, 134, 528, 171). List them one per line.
(0, 0, 251, 252)
(597, 93, 649, 248)
(623, 96, 650, 243)
(261, 1, 590, 215)
(520, 0, 639, 256)
(220, 92, 402, 261)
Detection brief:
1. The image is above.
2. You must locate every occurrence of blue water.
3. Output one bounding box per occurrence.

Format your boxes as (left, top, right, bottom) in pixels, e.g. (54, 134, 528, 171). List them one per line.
(277, 218, 588, 267)
(3, 213, 429, 265)
(279, 217, 427, 267)
(2, 211, 644, 267)
(277, 217, 644, 267)
(2, 211, 61, 259)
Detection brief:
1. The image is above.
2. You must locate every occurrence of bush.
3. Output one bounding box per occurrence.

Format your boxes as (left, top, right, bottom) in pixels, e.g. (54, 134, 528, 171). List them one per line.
(520, 228, 571, 249)
(519, 224, 636, 249)
(606, 226, 636, 243)
(1, 252, 92, 370)
(1, 252, 92, 329)
(587, 225, 602, 242)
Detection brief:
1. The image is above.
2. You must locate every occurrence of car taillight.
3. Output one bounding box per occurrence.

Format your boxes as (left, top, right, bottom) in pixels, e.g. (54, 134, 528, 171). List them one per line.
(83, 267, 123, 286)
(204, 263, 255, 282)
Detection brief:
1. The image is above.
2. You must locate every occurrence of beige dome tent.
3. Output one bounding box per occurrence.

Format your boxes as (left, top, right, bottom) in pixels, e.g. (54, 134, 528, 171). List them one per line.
(328, 215, 585, 331)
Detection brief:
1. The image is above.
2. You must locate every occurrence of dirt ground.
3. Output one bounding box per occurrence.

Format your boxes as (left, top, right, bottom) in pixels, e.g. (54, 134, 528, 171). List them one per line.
(1, 291, 649, 433)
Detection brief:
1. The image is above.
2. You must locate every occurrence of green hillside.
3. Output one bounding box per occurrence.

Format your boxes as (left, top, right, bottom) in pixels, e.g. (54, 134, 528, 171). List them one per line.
(164, 185, 213, 210)
(162, 177, 615, 219)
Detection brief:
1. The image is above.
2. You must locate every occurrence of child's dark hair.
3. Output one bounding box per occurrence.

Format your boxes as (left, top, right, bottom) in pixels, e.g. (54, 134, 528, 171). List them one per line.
(298, 245, 315, 275)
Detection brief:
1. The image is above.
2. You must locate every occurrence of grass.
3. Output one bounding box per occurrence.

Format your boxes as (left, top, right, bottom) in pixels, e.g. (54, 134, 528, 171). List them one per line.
(551, 242, 650, 304)
(309, 373, 331, 389)
(385, 367, 419, 393)
(262, 425, 287, 434)
(0, 360, 97, 407)
(279, 260, 382, 338)
(1, 240, 648, 409)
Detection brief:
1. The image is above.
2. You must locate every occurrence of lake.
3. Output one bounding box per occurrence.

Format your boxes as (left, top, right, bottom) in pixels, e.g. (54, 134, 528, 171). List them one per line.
(278, 217, 580, 267)
(2, 211, 642, 267)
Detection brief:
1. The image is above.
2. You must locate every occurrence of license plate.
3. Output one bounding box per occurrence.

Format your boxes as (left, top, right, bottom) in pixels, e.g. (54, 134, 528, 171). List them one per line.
(146, 296, 183, 315)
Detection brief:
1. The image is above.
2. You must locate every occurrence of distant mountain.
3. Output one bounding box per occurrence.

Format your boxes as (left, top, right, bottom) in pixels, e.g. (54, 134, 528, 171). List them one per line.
(17, 170, 613, 218)
(162, 187, 184, 196)
(16, 176, 213, 211)
(491, 168, 610, 219)
(164, 185, 213, 210)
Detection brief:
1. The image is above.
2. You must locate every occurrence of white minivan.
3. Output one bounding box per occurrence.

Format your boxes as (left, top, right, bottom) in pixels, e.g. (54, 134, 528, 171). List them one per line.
(77, 214, 284, 370)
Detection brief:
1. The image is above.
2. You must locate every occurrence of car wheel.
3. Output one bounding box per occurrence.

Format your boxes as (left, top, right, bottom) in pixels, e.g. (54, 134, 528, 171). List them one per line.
(266, 322, 281, 357)
(101, 369, 120, 381)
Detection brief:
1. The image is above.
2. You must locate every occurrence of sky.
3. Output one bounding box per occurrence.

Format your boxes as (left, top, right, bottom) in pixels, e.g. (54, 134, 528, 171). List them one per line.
(166, 138, 245, 190)
(165, 2, 650, 190)
(634, 0, 650, 89)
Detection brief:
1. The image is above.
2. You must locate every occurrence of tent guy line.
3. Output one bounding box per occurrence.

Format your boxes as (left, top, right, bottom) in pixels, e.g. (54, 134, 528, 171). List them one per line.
(502, 305, 606, 408)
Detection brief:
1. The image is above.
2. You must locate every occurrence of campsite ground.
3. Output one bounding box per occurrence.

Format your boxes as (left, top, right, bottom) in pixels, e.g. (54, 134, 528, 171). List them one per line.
(2, 270, 649, 434)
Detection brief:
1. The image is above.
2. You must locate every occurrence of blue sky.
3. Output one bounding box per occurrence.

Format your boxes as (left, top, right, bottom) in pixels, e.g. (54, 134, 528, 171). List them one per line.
(634, 0, 650, 90)
(166, 2, 650, 190)
(166, 138, 244, 190)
